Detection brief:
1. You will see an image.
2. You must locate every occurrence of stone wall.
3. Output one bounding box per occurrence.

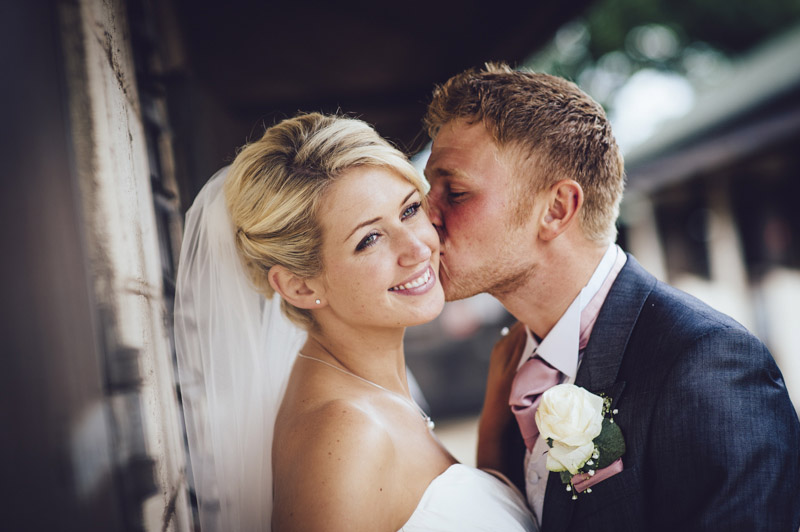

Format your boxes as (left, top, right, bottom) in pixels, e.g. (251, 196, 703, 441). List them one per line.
(58, 0, 190, 529)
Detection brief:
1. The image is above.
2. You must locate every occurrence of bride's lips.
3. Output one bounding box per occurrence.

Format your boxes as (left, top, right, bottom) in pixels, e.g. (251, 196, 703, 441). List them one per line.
(388, 265, 436, 295)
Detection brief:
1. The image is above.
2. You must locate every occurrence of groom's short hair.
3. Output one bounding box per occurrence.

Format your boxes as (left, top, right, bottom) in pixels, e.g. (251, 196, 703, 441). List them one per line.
(424, 62, 625, 244)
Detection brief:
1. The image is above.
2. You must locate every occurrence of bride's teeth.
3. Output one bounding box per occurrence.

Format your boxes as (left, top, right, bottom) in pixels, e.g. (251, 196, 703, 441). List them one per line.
(390, 269, 431, 291)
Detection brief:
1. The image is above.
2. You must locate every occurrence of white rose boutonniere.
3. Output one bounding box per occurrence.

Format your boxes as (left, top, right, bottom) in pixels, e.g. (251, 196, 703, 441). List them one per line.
(535, 383, 626, 498)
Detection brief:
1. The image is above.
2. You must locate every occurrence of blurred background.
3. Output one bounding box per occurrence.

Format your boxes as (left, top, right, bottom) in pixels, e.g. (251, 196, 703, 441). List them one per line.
(2, 0, 798, 530)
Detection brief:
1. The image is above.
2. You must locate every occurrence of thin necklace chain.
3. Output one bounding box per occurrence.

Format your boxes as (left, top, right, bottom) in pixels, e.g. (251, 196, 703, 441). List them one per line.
(297, 352, 435, 430)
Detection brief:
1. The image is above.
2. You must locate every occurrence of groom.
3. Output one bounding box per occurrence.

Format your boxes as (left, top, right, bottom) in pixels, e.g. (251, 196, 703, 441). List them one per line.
(423, 63, 800, 530)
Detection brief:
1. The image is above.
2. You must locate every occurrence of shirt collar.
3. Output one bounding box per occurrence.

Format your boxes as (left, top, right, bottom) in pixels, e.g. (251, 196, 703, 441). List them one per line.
(518, 244, 622, 377)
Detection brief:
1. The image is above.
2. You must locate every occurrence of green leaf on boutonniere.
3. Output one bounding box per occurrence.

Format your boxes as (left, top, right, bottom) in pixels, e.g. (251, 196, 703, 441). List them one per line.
(593, 417, 626, 469)
(560, 471, 573, 484)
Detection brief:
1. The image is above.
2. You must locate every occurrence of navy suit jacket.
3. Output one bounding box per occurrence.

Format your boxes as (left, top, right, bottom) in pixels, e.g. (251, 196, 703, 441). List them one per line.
(531, 255, 800, 531)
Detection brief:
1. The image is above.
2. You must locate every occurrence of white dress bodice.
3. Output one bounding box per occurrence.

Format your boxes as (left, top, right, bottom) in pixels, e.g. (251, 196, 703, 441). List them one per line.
(399, 464, 539, 531)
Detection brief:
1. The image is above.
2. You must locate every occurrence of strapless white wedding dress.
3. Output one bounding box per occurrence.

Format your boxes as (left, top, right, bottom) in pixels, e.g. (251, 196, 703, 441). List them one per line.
(399, 464, 539, 531)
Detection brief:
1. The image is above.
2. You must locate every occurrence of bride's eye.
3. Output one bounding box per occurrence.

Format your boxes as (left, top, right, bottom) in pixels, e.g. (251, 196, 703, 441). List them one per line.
(401, 202, 421, 220)
(356, 231, 380, 251)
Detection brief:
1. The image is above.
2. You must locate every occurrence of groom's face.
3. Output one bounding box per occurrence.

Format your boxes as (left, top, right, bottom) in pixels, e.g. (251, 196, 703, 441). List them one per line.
(425, 120, 541, 301)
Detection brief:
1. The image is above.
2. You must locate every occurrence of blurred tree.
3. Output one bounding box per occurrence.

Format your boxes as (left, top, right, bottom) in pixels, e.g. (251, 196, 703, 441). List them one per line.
(528, 0, 800, 91)
(524, 0, 800, 150)
(586, 0, 800, 58)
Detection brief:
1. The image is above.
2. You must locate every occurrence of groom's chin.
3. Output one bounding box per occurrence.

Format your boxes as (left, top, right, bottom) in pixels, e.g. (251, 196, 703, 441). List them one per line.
(439, 274, 458, 302)
(438, 260, 476, 302)
(441, 277, 476, 303)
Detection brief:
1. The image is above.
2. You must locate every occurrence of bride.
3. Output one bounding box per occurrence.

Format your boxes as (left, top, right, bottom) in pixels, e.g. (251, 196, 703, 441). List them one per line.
(174, 112, 537, 531)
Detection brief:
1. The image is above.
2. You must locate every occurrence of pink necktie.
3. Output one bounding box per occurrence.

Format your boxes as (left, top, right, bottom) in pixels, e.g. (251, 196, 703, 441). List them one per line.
(509, 356, 562, 450)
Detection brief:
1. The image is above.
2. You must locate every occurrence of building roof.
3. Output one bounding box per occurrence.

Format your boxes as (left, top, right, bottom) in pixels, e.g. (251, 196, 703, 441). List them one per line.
(625, 23, 800, 192)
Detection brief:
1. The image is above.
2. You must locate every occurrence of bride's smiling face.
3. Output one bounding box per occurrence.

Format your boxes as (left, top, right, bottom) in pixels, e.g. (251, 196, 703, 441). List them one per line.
(314, 165, 444, 329)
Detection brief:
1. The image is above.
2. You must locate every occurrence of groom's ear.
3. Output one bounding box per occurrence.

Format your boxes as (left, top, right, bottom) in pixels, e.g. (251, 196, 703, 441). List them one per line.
(268, 265, 324, 309)
(539, 179, 583, 241)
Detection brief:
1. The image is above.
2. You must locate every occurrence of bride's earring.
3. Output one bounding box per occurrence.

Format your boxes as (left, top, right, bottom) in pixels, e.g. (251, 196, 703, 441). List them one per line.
(315, 299, 321, 305)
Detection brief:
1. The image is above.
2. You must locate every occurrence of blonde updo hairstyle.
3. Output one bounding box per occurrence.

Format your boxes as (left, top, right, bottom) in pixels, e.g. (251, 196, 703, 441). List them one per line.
(224, 112, 427, 330)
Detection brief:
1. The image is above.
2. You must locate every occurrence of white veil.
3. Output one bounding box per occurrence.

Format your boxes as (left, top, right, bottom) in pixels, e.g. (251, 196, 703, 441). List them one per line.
(174, 167, 307, 531)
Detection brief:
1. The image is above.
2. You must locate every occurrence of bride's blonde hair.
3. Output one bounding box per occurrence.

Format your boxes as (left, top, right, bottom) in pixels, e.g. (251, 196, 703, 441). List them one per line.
(224, 112, 426, 329)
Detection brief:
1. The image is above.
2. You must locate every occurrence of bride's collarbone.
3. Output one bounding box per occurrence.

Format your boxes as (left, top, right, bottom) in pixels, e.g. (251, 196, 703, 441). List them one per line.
(283, 389, 431, 443)
(276, 393, 448, 483)
(285, 371, 426, 430)
(278, 389, 450, 467)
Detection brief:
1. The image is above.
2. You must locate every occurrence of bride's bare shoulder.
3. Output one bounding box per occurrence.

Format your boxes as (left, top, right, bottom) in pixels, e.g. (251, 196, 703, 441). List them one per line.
(273, 398, 401, 531)
(279, 395, 390, 452)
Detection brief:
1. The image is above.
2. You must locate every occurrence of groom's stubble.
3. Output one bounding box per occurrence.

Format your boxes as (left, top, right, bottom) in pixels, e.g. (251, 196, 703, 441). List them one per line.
(438, 213, 539, 303)
(440, 252, 537, 303)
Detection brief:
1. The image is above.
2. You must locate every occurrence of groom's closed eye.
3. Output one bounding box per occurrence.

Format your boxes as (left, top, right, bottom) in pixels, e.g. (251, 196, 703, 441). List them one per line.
(447, 191, 467, 203)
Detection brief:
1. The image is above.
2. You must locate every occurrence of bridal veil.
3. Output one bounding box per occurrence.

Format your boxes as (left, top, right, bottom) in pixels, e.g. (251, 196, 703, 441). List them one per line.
(174, 167, 307, 531)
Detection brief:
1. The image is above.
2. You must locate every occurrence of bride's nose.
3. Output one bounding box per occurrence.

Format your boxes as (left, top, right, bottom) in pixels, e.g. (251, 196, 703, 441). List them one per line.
(397, 228, 432, 267)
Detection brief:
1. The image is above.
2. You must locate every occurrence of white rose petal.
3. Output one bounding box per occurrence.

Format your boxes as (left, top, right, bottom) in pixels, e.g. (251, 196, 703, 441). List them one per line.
(546, 441, 596, 475)
(535, 384, 604, 448)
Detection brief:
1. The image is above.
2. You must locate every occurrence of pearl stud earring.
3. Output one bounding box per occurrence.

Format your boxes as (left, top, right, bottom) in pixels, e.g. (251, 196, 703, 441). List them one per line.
(315, 299, 321, 305)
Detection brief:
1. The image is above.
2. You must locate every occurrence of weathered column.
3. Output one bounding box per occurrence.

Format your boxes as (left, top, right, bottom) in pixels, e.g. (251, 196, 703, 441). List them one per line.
(58, 0, 191, 529)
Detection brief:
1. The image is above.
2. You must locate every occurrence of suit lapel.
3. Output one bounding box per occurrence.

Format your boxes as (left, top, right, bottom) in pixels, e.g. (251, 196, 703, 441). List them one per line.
(576, 254, 655, 392)
(540, 254, 655, 531)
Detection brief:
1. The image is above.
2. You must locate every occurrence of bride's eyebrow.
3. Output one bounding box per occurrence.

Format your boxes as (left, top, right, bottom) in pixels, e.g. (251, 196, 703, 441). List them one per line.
(345, 216, 381, 242)
(343, 189, 418, 243)
(400, 188, 417, 205)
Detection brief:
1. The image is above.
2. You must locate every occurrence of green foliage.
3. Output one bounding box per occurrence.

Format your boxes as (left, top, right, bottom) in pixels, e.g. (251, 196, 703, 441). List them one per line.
(594, 417, 626, 469)
(525, 0, 800, 109)
(585, 0, 666, 58)
(584, 0, 800, 58)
